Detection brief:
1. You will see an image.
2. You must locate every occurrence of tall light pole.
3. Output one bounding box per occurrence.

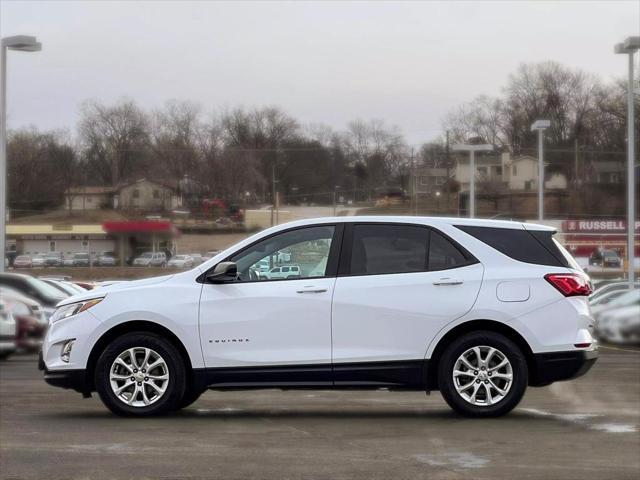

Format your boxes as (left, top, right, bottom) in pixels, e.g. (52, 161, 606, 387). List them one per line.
(1, 35, 41, 272)
(452, 143, 493, 218)
(531, 120, 551, 222)
(615, 36, 640, 288)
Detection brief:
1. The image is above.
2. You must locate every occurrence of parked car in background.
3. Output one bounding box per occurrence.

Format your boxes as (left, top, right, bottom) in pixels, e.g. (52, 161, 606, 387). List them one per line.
(203, 250, 221, 262)
(44, 252, 63, 267)
(31, 254, 47, 268)
(189, 254, 204, 265)
(62, 256, 75, 267)
(1, 287, 49, 352)
(72, 281, 95, 290)
(0, 301, 17, 360)
(72, 252, 91, 267)
(167, 255, 194, 268)
(589, 281, 640, 304)
(133, 251, 167, 267)
(593, 289, 640, 344)
(40, 217, 597, 417)
(265, 265, 301, 279)
(0, 273, 68, 315)
(41, 278, 87, 296)
(98, 252, 117, 266)
(13, 255, 32, 268)
(589, 249, 622, 268)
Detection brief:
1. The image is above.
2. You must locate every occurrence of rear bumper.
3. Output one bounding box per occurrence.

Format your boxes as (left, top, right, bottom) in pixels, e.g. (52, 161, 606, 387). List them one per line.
(39, 351, 90, 394)
(530, 348, 598, 386)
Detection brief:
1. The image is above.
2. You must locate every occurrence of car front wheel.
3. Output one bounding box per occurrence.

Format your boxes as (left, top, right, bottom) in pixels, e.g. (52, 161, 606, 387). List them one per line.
(438, 331, 528, 417)
(95, 333, 186, 416)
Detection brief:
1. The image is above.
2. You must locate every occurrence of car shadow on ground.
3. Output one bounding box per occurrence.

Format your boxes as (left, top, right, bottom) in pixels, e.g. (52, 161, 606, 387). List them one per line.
(37, 407, 557, 422)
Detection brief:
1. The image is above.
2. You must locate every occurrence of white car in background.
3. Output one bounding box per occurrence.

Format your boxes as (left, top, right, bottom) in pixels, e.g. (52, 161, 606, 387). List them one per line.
(31, 254, 46, 268)
(189, 254, 204, 265)
(167, 255, 194, 268)
(133, 252, 167, 267)
(0, 301, 17, 360)
(265, 265, 301, 279)
(41, 217, 597, 418)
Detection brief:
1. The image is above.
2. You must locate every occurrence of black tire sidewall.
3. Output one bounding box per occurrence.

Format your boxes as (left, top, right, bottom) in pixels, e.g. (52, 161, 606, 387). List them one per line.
(438, 331, 528, 418)
(95, 332, 186, 416)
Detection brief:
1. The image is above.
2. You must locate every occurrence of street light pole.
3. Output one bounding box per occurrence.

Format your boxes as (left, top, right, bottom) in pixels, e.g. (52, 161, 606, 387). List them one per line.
(615, 36, 639, 288)
(452, 143, 493, 218)
(0, 35, 41, 273)
(531, 120, 550, 222)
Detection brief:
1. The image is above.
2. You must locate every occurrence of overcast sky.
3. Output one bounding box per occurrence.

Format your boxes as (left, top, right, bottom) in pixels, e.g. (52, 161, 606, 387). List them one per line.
(1, 0, 638, 145)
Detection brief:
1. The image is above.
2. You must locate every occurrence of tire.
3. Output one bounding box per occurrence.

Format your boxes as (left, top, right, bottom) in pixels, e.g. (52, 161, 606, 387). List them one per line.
(438, 331, 528, 418)
(95, 332, 187, 416)
(174, 384, 205, 411)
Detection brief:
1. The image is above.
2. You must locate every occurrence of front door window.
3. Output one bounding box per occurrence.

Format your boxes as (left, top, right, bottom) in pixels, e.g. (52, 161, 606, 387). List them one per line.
(229, 225, 336, 282)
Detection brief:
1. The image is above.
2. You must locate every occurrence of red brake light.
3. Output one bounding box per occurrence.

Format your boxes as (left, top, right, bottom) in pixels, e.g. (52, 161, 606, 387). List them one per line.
(544, 273, 593, 297)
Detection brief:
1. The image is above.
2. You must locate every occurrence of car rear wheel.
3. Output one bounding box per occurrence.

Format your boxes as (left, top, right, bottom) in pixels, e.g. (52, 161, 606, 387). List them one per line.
(95, 333, 186, 416)
(438, 331, 528, 417)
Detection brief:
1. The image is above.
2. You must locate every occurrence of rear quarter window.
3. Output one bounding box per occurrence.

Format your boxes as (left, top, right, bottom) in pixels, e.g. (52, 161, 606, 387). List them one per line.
(455, 225, 569, 268)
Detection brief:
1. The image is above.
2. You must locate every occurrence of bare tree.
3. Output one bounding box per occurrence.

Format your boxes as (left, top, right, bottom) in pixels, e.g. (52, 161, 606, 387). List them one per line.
(78, 99, 150, 186)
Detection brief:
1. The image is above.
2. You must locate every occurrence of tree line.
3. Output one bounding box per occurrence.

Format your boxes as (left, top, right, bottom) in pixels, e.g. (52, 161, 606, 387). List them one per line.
(7, 61, 634, 215)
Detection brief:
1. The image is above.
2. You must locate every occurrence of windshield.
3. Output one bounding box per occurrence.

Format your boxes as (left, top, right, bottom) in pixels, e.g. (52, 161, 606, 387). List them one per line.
(74, 253, 89, 259)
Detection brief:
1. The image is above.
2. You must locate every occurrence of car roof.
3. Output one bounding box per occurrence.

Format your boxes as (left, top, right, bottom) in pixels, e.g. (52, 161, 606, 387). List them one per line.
(266, 216, 554, 232)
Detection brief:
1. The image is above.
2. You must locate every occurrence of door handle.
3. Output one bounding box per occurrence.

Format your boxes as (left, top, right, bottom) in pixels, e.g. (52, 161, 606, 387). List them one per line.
(296, 286, 328, 294)
(433, 278, 464, 286)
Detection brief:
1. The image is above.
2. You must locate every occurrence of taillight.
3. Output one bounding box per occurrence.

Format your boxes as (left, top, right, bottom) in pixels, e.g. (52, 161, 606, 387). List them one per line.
(544, 273, 593, 297)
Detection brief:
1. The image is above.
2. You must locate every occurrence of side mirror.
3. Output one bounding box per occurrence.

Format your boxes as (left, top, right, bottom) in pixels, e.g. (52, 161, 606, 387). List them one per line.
(206, 262, 238, 284)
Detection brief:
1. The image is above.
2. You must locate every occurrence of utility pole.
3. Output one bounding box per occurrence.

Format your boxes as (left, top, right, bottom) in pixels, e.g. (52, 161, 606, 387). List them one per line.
(270, 161, 278, 226)
(615, 36, 639, 287)
(574, 138, 579, 184)
(410, 147, 417, 215)
(445, 130, 450, 214)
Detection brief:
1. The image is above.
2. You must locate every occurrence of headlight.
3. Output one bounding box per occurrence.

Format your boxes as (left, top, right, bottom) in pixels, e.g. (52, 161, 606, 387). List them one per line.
(50, 298, 103, 324)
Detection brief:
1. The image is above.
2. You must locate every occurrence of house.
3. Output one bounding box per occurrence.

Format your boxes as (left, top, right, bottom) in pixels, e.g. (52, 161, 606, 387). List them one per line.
(64, 179, 182, 212)
(115, 179, 180, 211)
(592, 161, 624, 184)
(65, 186, 115, 210)
(453, 152, 567, 193)
(416, 168, 449, 194)
(454, 154, 503, 190)
(502, 153, 567, 190)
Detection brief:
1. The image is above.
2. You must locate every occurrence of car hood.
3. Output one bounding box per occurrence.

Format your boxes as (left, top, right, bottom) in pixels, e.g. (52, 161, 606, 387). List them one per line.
(56, 274, 175, 307)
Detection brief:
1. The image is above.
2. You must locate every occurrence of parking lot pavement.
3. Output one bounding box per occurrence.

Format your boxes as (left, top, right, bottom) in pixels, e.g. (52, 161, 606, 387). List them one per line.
(1, 348, 639, 480)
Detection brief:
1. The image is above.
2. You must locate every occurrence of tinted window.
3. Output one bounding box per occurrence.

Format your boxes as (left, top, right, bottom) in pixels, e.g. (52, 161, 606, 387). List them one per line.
(456, 225, 566, 267)
(350, 225, 428, 275)
(429, 230, 469, 270)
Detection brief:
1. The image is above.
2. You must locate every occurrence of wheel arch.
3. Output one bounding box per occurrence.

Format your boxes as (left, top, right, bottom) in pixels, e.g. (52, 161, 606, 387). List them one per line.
(86, 320, 194, 392)
(425, 319, 536, 390)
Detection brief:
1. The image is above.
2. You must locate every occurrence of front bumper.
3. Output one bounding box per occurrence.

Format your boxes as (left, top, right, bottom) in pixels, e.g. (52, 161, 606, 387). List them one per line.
(39, 351, 90, 394)
(530, 348, 598, 386)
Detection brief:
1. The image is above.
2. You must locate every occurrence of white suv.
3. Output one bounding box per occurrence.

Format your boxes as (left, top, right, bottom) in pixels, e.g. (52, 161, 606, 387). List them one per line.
(40, 217, 597, 417)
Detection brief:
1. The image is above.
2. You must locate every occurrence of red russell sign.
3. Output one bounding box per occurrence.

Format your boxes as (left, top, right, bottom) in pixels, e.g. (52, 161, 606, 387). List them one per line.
(562, 220, 640, 234)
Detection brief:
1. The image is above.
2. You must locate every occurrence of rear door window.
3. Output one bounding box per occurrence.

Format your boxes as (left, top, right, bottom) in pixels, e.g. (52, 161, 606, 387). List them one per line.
(347, 224, 475, 276)
(429, 230, 470, 270)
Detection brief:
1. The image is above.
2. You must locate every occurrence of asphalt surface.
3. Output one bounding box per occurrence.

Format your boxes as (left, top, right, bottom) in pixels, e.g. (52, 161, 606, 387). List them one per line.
(1, 347, 639, 480)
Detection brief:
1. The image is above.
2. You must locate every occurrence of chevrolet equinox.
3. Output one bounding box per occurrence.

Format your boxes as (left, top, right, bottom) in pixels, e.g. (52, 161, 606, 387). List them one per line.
(40, 217, 598, 417)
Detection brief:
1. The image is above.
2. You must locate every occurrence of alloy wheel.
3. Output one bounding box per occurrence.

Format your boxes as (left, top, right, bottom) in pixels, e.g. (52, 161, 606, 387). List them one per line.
(452, 345, 513, 407)
(109, 347, 170, 407)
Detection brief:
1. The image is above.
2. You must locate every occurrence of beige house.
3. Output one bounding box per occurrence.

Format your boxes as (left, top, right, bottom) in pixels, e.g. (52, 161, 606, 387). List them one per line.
(454, 152, 567, 192)
(66, 186, 115, 210)
(65, 179, 181, 212)
(115, 179, 179, 211)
